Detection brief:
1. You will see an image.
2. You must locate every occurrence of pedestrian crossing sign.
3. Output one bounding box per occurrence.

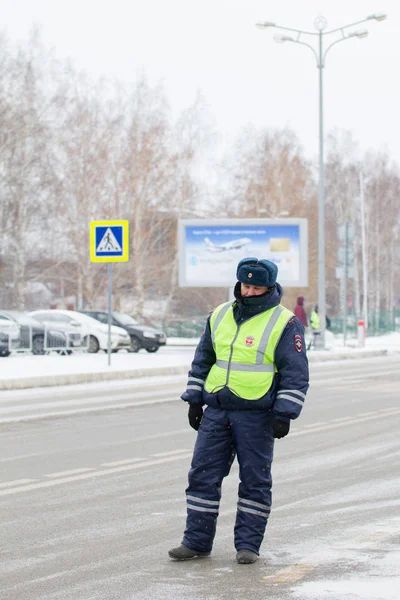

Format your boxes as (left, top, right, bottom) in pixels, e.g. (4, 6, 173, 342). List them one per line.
(90, 220, 129, 262)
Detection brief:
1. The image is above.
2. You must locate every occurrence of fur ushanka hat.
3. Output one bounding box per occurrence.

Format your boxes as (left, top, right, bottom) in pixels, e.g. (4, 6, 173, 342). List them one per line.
(236, 257, 278, 287)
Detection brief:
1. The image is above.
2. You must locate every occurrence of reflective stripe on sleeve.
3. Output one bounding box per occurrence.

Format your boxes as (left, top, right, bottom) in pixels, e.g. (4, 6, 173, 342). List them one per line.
(277, 389, 306, 406)
(188, 377, 205, 385)
(277, 389, 306, 400)
(276, 394, 304, 407)
(187, 377, 205, 392)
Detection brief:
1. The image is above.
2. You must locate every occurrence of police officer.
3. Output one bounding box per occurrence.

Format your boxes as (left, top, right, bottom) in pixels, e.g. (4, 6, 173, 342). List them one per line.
(168, 257, 309, 564)
(308, 304, 321, 350)
(310, 305, 320, 331)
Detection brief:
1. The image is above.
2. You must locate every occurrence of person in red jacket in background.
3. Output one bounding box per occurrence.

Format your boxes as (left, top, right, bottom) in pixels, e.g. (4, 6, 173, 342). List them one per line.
(294, 296, 308, 328)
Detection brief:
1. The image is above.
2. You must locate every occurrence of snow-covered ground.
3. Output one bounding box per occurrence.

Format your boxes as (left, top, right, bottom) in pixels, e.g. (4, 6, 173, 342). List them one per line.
(0, 331, 399, 385)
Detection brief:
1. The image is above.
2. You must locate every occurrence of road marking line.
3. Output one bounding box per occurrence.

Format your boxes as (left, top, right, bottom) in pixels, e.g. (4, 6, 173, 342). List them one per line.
(260, 563, 314, 583)
(152, 449, 191, 457)
(0, 397, 179, 424)
(45, 468, 95, 478)
(291, 408, 400, 437)
(101, 458, 144, 467)
(0, 452, 193, 497)
(0, 393, 178, 414)
(0, 388, 180, 411)
(0, 478, 36, 489)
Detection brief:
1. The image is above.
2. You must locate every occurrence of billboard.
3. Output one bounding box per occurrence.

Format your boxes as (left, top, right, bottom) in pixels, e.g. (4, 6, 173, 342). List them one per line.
(178, 219, 308, 287)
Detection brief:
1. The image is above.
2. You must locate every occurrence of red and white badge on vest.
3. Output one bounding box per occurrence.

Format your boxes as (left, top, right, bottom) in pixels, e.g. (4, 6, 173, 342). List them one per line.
(245, 336, 255, 347)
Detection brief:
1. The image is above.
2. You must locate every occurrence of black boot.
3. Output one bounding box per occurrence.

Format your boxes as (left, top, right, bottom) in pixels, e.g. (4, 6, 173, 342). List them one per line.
(236, 549, 258, 564)
(168, 544, 211, 560)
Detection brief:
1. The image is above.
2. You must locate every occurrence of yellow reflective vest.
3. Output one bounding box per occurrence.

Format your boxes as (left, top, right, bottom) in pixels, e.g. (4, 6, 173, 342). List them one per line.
(204, 302, 293, 400)
(310, 310, 320, 330)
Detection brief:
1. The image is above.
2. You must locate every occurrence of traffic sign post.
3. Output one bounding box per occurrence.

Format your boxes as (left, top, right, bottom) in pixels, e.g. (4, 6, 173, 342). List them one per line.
(90, 220, 129, 365)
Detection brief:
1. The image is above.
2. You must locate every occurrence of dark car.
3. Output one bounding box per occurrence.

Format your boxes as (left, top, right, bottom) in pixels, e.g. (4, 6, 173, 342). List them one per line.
(0, 310, 67, 355)
(80, 311, 167, 353)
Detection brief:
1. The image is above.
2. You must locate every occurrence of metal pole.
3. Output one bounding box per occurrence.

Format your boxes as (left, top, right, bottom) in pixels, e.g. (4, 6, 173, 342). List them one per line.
(107, 263, 112, 366)
(359, 171, 368, 329)
(343, 223, 348, 346)
(316, 30, 326, 349)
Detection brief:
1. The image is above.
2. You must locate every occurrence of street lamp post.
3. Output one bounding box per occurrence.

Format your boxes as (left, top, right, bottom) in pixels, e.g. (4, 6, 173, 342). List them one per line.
(256, 13, 387, 348)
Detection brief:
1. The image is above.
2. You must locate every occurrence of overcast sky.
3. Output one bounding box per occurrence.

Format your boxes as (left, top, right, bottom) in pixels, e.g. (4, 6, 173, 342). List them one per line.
(0, 0, 398, 164)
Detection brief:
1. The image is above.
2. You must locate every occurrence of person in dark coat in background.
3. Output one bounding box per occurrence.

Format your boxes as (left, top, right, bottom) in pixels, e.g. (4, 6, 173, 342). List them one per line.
(168, 257, 309, 565)
(294, 296, 308, 328)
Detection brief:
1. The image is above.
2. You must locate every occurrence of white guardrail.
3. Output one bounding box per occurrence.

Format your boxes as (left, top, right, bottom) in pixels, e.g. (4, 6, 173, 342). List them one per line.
(2, 326, 88, 355)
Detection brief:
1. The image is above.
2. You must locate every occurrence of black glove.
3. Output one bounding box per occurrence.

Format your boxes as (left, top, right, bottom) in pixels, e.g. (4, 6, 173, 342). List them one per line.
(272, 418, 290, 439)
(188, 404, 203, 431)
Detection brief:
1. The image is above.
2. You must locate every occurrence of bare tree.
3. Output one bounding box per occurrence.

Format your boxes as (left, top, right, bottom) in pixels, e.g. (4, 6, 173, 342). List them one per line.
(325, 131, 400, 326)
(52, 71, 122, 309)
(220, 126, 316, 310)
(111, 81, 208, 320)
(0, 32, 59, 308)
(363, 153, 400, 329)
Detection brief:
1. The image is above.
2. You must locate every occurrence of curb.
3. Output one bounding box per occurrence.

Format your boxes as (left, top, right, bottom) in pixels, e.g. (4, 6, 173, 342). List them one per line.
(0, 348, 392, 391)
(0, 365, 189, 391)
(307, 349, 388, 362)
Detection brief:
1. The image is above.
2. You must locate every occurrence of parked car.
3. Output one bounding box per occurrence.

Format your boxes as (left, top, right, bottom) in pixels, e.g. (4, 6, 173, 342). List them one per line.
(0, 310, 67, 355)
(80, 310, 167, 353)
(29, 309, 131, 353)
(0, 317, 21, 357)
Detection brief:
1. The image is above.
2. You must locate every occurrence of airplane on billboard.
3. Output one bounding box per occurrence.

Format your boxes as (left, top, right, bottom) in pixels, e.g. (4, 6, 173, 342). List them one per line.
(204, 237, 252, 252)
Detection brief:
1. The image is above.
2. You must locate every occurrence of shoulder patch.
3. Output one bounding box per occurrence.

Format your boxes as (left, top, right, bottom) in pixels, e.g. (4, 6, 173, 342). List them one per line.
(287, 316, 297, 327)
(294, 334, 303, 352)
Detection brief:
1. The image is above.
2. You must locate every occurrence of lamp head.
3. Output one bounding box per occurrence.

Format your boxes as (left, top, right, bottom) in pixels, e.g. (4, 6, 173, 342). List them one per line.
(348, 29, 369, 38)
(367, 12, 387, 22)
(274, 34, 295, 43)
(255, 21, 276, 29)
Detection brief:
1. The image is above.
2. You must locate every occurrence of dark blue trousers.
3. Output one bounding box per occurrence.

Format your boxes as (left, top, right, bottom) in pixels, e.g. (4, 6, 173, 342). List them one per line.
(182, 406, 275, 554)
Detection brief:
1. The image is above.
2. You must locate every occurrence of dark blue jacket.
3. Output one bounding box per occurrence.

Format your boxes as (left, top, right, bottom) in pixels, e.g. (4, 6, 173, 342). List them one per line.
(181, 282, 309, 421)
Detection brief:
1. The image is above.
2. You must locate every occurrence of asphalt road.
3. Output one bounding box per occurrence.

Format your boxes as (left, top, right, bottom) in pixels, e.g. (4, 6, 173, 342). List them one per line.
(1, 355, 399, 600)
